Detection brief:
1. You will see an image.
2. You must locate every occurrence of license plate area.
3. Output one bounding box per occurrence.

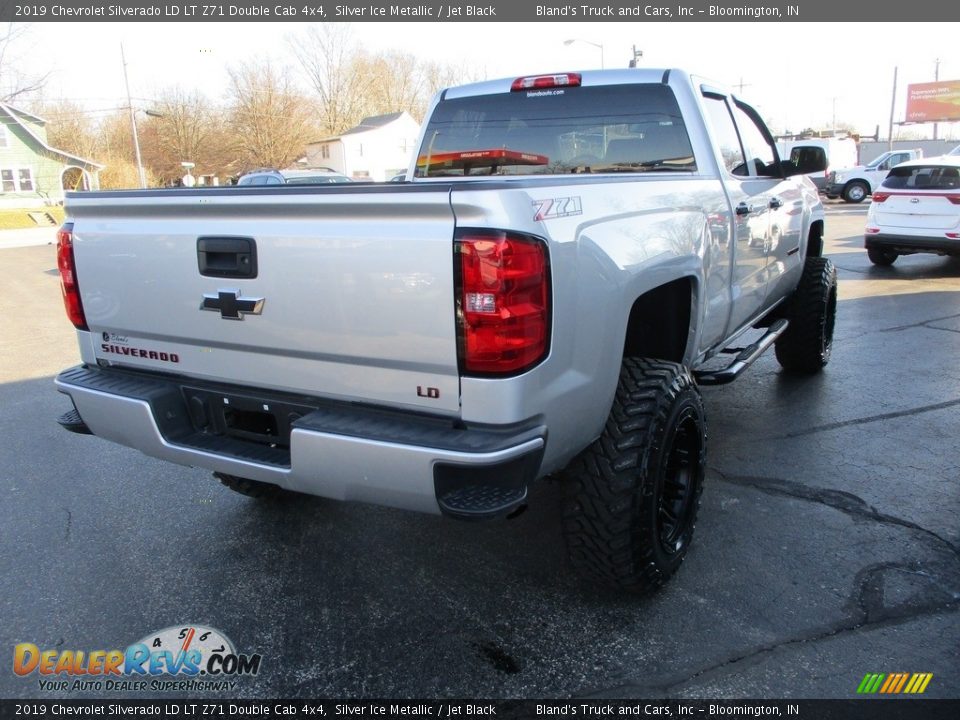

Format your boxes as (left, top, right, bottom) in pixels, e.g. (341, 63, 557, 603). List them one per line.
(181, 387, 316, 449)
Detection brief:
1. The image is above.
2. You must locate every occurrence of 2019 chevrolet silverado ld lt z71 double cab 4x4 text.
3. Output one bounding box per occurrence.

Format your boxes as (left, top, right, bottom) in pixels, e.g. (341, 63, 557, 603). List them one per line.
(55, 69, 835, 594)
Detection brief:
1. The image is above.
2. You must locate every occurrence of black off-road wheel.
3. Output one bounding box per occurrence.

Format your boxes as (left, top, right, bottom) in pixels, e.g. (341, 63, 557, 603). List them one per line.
(563, 358, 706, 594)
(774, 256, 838, 373)
(867, 247, 898, 266)
(215, 472, 284, 499)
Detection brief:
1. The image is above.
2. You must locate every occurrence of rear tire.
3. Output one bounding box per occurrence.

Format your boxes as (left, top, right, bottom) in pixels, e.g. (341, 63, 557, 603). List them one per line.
(563, 358, 706, 594)
(774, 256, 838, 373)
(867, 247, 898, 266)
(215, 472, 284, 499)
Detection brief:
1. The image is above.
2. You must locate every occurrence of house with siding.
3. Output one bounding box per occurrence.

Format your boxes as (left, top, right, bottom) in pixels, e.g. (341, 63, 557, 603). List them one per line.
(0, 103, 102, 208)
(304, 112, 420, 182)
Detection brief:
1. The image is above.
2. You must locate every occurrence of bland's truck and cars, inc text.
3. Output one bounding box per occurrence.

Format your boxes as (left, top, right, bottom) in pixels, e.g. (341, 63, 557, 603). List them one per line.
(54, 69, 835, 594)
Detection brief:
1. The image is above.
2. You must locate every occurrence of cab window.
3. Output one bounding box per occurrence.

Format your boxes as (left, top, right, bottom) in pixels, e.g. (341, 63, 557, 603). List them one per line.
(730, 103, 778, 178)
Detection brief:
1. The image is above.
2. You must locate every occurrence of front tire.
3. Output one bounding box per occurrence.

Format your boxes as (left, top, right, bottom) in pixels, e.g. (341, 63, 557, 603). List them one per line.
(842, 181, 869, 203)
(774, 256, 838, 373)
(563, 359, 706, 594)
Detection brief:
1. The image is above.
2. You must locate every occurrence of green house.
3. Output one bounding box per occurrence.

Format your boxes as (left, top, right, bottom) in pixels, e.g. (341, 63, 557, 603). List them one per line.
(0, 102, 102, 208)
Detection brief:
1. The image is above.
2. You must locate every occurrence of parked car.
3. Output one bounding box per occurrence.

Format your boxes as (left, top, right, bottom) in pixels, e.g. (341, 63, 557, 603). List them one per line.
(237, 168, 352, 185)
(864, 156, 960, 265)
(826, 149, 923, 203)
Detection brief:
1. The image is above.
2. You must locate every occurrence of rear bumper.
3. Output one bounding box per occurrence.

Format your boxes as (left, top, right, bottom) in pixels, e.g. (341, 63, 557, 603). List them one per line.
(865, 233, 960, 256)
(56, 365, 545, 517)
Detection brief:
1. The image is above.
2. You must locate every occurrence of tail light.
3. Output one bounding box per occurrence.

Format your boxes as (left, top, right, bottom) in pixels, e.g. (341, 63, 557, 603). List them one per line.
(872, 192, 890, 203)
(455, 230, 550, 375)
(57, 223, 88, 330)
(947, 195, 960, 205)
(511, 73, 581, 92)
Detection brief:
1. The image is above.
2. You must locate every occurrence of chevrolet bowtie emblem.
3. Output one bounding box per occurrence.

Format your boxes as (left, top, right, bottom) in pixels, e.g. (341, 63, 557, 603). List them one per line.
(200, 290, 265, 320)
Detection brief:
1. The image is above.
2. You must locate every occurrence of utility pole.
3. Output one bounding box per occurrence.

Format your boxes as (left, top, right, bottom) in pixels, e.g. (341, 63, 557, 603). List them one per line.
(934, 58, 941, 141)
(121, 43, 146, 189)
(888, 66, 898, 151)
(628, 45, 643, 68)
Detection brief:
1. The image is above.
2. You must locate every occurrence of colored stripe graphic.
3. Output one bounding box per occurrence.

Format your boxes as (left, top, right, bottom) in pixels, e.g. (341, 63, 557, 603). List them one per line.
(857, 673, 886, 694)
(857, 673, 933, 694)
(893, 673, 910, 693)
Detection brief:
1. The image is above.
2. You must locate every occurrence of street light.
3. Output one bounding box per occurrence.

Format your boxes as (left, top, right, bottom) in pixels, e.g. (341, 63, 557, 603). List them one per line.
(563, 38, 604, 69)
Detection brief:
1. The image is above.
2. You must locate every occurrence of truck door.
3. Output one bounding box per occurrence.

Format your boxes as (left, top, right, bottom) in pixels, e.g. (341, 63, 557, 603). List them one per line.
(728, 100, 807, 309)
(699, 91, 777, 334)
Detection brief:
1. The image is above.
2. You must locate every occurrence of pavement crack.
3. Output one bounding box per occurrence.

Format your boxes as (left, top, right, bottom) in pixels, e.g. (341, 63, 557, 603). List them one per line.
(710, 469, 959, 559)
(777, 398, 960, 439)
(581, 554, 960, 699)
(587, 602, 960, 698)
(880, 312, 960, 333)
(63, 509, 72, 543)
(927, 324, 960, 335)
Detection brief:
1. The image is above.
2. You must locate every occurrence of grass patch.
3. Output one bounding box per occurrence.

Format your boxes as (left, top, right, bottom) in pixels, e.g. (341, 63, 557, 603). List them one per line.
(0, 207, 66, 230)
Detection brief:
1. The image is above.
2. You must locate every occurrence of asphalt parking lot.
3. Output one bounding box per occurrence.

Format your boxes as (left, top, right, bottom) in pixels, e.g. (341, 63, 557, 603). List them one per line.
(1, 205, 958, 700)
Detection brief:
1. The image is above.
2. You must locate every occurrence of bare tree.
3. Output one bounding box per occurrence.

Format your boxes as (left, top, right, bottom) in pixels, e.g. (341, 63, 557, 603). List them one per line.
(139, 89, 231, 183)
(36, 99, 102, 160)
(0, 23, 49, 101)
(290, 25, 373, 136)
(226, 60, 319, 171)
(291, 26, 485, 133)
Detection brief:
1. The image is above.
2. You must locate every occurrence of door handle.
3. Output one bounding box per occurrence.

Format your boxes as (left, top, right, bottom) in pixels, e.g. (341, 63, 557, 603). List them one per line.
(735, 202, 751, 216)
(769, 197, 784, 209)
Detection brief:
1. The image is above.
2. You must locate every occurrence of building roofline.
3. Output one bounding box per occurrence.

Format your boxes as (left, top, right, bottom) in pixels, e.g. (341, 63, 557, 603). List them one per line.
(0, 102, 104, 169)
(307, 111, 414, 144)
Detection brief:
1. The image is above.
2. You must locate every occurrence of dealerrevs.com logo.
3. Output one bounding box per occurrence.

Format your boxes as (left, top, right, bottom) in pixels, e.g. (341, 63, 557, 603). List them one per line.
(13, 625, 262, 693)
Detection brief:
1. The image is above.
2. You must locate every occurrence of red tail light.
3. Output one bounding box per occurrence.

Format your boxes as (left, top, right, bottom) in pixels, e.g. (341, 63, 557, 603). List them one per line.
(947, 194, 960, 205)
(872, 192, 890, 203)
(511, 73, 581, 92)
(456, 231, 550, 375)
(57, 223, 88, 330)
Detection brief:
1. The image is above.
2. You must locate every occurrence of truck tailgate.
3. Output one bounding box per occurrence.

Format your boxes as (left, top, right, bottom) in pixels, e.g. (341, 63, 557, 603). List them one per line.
(66, 186, 461, 414)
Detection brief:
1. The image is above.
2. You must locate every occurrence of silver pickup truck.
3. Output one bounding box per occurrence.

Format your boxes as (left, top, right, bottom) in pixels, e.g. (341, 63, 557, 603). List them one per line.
(55, 69, 835, 594)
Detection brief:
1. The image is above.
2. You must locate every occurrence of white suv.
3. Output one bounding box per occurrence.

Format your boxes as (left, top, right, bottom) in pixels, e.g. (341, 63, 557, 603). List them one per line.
(864, 156, 960, 265)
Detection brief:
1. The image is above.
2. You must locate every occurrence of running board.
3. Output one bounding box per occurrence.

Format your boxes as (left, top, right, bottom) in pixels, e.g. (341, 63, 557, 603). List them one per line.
(695, 319, 789, 386)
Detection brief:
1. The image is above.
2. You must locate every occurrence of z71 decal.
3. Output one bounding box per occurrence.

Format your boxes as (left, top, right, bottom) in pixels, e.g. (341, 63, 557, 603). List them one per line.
(533, 196, 583, 221)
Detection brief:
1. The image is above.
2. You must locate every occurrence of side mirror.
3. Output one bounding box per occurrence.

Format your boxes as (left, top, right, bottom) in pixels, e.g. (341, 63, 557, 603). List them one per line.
(781, 156, 827, 177)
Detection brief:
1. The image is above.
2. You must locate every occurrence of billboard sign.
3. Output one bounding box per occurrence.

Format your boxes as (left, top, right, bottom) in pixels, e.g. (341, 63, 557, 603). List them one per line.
(906, 80, 960, 123)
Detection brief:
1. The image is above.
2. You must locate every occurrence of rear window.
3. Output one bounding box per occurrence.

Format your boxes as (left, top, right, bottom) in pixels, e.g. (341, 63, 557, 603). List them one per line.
(415, 84, 695, 177)
(882, 165, 960, 190)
